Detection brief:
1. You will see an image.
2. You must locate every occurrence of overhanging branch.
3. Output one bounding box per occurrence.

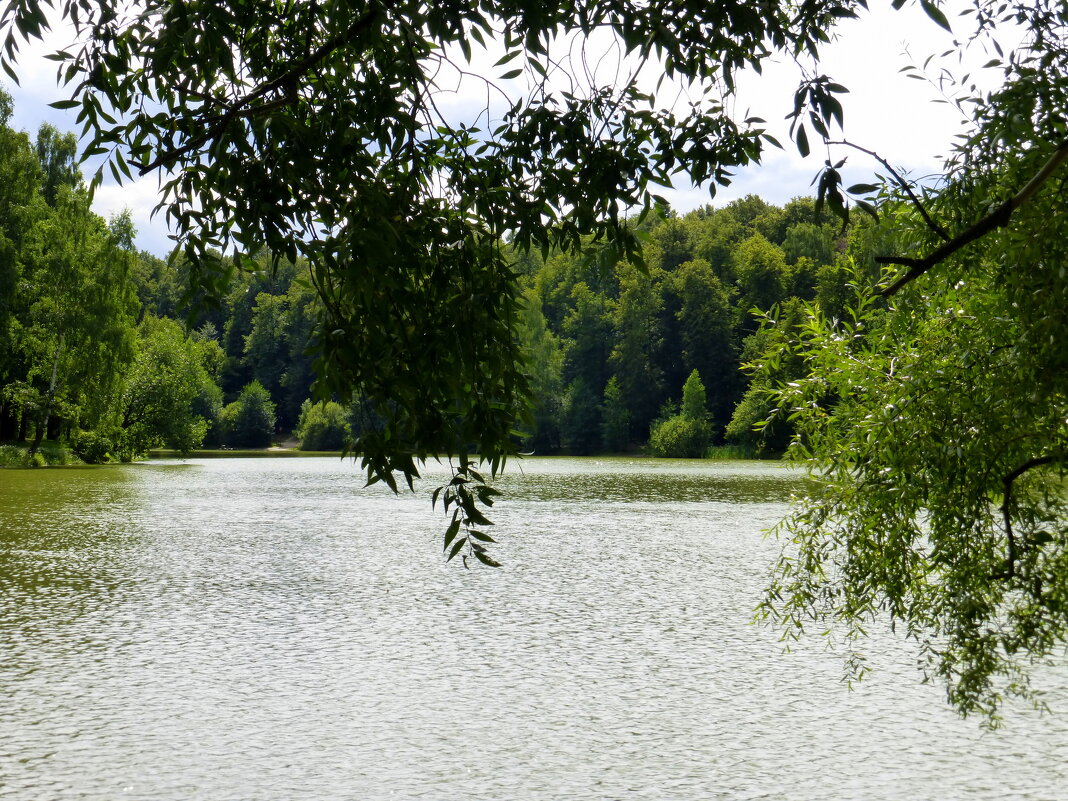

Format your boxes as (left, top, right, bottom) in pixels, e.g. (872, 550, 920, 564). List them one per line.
(827, 139, 950, 241)
(994, 452, 1063, 580)
(139, 6, 382, 174)
(877, 137, 1068, 297)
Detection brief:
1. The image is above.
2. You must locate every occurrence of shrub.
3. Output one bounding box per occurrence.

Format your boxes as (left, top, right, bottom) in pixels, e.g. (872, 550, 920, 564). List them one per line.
(648, 369, 714, 458)
(70, 429, 114, 463)
(648, 415, 713, 458)
(296, 400, 350, 451)
(219, 381, 276, 448)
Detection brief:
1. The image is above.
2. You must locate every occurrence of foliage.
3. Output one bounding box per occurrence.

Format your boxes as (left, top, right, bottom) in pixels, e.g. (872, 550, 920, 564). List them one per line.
(752, 1, 1068, 720)
(648, 415, 712, 459)
(562, 378, 601, 456)
(648, 370, 713, 458)
(296, 400, 350, 451)
(600, 376, 630, 452)
(0, 115, 139, 451)
(219, 381, 277, 449)
(516, 289, 564, 453)
(732, 233, 789, 331)
(0, 0, 868, 525)
(0, 440, 79, 466)
(726, 297, 808, 454)
(681, 369, 709, 422)
(666, 259, 737, 427)
(69, 428, 112, 463)
(114, 316, 221, 459)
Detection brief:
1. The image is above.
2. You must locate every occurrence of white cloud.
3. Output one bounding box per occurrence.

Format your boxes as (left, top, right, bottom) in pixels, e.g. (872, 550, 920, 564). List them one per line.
(92, 173, 173, 256)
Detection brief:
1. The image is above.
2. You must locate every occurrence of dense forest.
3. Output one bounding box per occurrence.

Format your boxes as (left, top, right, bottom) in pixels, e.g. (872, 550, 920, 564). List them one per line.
(0, 90, 888, 463)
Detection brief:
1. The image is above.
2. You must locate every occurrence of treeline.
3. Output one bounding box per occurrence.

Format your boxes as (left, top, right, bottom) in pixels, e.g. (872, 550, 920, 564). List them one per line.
(0, 88, 322, 461)
(0, 89, 885, 462)
(512, 195, 886, 456)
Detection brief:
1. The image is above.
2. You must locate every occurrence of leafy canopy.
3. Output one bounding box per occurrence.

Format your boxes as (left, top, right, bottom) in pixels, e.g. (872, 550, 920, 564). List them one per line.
(751, 1, 1068, 722)
(0, 0, 858, 494)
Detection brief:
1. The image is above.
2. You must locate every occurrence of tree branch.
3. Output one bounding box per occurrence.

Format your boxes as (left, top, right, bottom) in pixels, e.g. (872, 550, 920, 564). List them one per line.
(827, 139, 950, 241)
(877, 137, 1068, 297)
(139, 6, 382, 174)
(994, 452, 1063, 580)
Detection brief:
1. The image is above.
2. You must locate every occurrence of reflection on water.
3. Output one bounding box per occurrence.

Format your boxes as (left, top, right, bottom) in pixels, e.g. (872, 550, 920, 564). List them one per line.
(0, 457, 1065, 800)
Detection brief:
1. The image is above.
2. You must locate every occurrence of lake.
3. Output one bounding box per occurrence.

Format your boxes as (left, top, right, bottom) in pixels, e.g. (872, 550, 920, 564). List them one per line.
(1, 457, 1065, 800)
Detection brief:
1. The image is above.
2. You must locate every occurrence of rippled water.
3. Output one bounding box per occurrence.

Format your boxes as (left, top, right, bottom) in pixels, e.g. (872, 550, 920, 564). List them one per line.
(1, 457, 1066, 800)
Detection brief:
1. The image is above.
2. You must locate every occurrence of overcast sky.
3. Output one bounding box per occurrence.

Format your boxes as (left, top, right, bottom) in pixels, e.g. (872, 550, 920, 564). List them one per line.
(5, 0, 1013, 256)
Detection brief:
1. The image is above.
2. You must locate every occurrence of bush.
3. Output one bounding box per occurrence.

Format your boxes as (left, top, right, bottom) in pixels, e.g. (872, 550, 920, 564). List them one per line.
(648, 369, 714, 458)
(0, 444, 26, 466)
(219, 381, 276, 448)
(648, 415, 713, 458)
(70, 429, 114, 463)
(296, 400, 350, 451)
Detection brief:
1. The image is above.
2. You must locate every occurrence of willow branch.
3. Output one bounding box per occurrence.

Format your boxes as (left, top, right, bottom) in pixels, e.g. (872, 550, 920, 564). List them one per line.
(994, 452, 1063, 580)
(877, 137, 1068, 297)
(827, 139, 950, 241)
(140, 7, 381, 174)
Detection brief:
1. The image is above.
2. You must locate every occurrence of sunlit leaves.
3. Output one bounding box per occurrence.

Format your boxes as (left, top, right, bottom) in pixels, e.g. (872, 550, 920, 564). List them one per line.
(755, 67, 1068, 719)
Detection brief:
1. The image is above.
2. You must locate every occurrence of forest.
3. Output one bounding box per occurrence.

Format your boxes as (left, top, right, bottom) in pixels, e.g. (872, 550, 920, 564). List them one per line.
(0, 89, 877, 464)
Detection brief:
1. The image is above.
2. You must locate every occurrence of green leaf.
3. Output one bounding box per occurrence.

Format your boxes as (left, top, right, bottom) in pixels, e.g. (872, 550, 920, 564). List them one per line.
(446, 536, 467, 562)
(855, 199, 879, 221)
(443, 514, 462, 549)
(48, 99, 79, 110)
(2, 60, 20, 85)
(919, 0, 953, 33)
(796, 125, 810, 157)
(500, 68, 522, 80)
(473, 549, 501, 567)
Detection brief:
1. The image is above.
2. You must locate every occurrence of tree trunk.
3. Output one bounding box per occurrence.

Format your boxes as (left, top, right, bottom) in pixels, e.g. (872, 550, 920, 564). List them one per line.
(28, 334, 64, 458)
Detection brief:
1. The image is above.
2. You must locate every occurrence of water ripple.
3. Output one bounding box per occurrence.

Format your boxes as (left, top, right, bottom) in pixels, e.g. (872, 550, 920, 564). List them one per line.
(0, 458, 1065, 800)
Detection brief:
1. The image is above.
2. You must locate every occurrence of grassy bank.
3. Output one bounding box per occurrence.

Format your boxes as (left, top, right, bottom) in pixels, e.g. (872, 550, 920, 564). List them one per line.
(0, 441, 83, 467)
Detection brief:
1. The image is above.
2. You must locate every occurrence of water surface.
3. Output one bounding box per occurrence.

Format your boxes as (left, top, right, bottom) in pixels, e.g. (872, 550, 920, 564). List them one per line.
(1, 457, 1065, 800)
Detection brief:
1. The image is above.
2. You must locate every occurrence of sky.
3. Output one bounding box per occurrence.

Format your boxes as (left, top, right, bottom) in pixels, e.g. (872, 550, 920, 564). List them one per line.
(4, 0, 1014, 256)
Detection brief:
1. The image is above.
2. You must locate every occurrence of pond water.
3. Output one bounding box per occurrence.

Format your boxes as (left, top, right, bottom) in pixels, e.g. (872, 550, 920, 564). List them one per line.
(1, 457, 1066, 800)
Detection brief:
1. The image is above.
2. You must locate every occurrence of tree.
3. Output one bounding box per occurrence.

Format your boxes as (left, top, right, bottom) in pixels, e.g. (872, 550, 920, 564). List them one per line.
(725, 297, 808, 454)
(562, 378, 601, 456)
(600, 376, 630, 452)
(16, 190, 138, 453)
(748, 5, 1068, 720)
(732, 233, 789, 332)
(560, 282, 613, 395)
(219, 381, 277, 448)
(516, 289, 564, 453)
(113, 315, 221, 459)
(242, 291, 291, 416)
(664, 258, 738, 429)
(648, 369, 713, 458)
(34, 123, 78, 206)
(680, 369, 708, 422)
(609, 266, 665, 436)
(296, 399, 350, 451)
